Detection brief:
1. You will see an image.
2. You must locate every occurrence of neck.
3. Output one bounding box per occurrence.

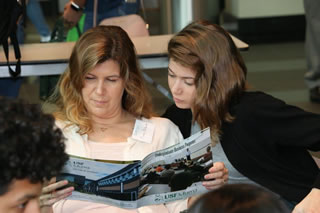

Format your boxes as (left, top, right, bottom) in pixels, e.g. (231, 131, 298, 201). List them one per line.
(92, 109, 126, 125)
(91, 109, 134, 132)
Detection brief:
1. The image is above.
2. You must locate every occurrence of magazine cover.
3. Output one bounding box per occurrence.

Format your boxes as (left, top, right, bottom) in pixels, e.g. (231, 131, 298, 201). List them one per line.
(57, 128, 213, 208)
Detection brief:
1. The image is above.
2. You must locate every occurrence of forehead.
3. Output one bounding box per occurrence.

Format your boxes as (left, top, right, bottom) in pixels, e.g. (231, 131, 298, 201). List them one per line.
(88, 59, 121, 75)
(168, 60, 196, 77)
(0, 179, 42, 204)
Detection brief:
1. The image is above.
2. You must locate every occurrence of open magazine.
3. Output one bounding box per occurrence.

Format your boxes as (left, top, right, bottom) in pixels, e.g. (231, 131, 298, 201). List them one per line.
(57, 128, 213, 209)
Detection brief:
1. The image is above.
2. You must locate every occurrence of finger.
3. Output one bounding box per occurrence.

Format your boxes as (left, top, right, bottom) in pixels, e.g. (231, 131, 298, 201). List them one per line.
(224, 167, 229, 175)
(204, 171, 224, 180)
(50, 186, 74, 202)
(43, 177, 57, 186)
(39, 189, 73, 207)
(222, 174, 229, 183)
(48, 177, 57, 184)
(40, 194, 55, 207)
(47, 191, 73, 206)
(221, 168, 229, 180)
(40, 190, 68, 204)
(208, 165, 221, 173)
(42, 180, 69, 194)
(40, 195, 68, 207)
(202, 178, 225, 190)
(54, 186, 74, 197)
(209, 162, 225, 172)
(40, 193, 52, 201)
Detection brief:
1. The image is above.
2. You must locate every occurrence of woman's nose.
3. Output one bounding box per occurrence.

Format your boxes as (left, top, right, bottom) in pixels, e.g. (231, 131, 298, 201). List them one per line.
(171, 80, 182, 95)
(95, 80, 105, 95)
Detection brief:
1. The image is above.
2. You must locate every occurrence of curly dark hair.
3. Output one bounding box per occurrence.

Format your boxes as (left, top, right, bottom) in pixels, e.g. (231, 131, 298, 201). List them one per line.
(0, 97, 68, 195)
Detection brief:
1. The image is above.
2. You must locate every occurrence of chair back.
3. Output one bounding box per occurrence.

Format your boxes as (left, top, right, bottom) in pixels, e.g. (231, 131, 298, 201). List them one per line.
(99, 14, 149, 38)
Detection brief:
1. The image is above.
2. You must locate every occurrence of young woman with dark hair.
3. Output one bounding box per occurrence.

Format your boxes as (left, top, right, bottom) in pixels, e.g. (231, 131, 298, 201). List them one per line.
(163, 20, 320, 212)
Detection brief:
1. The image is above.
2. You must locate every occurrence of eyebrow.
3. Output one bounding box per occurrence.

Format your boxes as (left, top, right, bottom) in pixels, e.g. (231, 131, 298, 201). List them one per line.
(168, 67, 195, 80)
(86, 73, 120, 78)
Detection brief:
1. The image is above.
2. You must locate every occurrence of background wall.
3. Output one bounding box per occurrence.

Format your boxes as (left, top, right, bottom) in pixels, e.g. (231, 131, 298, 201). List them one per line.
(160, 0, 221, 34)
(225, 0, 304, 18)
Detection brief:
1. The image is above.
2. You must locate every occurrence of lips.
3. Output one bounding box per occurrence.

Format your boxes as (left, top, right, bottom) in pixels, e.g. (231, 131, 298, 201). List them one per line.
(94, 100, 107, 103)
(92, 99, 108, 106)
(173, 97, 183, 104)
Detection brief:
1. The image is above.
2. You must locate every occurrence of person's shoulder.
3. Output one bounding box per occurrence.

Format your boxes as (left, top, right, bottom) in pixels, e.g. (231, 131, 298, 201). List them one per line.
(143, 117, 183, 145)
(237, 91, 286, 109)
(54, 119, 79, 133)
(241, 91, 280, 102)
(233, 91, 305, 121)
(55, 119, 67, 129)
(144, 116, 177, 128)
(142, 117, 182, 136)
(230, 91, 282, 118)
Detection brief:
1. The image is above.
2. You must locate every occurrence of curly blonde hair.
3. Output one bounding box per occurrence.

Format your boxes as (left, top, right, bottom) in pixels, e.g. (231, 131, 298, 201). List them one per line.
(48, 26, 154, 134)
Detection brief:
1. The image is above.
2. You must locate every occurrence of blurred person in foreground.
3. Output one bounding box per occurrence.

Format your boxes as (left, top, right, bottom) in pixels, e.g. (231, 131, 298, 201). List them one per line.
(0, 97, 69, 213)
(188, 183, 290, 213)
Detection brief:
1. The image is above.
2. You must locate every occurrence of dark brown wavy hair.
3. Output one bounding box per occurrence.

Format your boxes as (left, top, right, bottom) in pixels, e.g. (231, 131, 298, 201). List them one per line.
(48, 25, 154, 134)
(168, 20, 247, 141)
(189, 184, 289, 213)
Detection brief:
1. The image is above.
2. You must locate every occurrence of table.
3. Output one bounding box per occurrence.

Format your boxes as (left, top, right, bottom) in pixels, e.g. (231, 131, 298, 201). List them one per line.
(0, 34, 248, 99)
(0, 34, 248, 78)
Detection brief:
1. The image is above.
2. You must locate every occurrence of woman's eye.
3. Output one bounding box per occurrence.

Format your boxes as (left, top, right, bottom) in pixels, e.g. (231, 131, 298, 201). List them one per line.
(85, 76, 95, 80)
(185, 80, 195, 86)
(168, 73, 175, 78)
(107, 78, 118, 82)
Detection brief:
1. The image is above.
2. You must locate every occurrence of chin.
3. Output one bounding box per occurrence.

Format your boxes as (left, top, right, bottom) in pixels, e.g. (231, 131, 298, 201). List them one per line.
(175, 103, 191, 109)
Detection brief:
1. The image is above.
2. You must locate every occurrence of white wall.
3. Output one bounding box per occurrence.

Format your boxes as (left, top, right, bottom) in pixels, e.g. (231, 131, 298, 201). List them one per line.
(225, 0, 305, 18)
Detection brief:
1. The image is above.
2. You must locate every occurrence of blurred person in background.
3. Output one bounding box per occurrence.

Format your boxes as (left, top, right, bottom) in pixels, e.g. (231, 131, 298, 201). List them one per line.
(303, 0, 320, 103)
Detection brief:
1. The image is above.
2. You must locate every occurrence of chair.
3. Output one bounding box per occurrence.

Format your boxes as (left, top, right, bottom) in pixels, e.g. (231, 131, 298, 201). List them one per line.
(99, 14, 149, 38)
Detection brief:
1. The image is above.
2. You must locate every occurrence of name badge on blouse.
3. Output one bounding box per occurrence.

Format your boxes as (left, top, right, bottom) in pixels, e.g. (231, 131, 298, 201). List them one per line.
(131, 120, 155, 143)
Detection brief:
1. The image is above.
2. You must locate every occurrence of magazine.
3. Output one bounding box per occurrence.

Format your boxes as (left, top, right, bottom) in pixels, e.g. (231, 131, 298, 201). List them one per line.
(57, 128, 213, 209)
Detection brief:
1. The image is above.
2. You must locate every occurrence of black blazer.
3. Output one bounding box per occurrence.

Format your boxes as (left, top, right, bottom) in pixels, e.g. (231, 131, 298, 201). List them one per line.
(163, 91, 320, 202)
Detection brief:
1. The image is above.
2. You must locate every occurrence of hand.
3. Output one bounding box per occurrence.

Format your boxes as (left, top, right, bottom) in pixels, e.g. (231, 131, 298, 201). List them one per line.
(293, 188, 320, 213)
(39, 177, 74, 208)
(201, 162, 228, 190)
(62, 2, 83, 29)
